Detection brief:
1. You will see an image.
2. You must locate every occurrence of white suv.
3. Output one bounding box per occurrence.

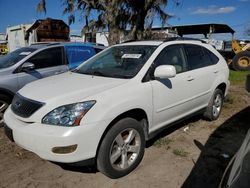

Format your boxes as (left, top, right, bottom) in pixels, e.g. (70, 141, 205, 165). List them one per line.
(4, 38, 230, 178)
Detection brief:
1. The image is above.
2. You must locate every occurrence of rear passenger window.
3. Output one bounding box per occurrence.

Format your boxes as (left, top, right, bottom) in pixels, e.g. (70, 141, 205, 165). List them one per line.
(27, 47, 63, 69)
(154, 45, 188, 74)
(184, 44, 215, 70)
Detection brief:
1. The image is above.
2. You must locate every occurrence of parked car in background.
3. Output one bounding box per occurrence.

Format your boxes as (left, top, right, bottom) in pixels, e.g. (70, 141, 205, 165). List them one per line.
(4, 38, 229, 178)
(0, 42, 104, 126)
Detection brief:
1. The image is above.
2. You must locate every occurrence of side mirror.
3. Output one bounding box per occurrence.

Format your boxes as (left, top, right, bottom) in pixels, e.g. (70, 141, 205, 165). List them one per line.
(154, 65, 176, 79)
(21, 62, 35, 72)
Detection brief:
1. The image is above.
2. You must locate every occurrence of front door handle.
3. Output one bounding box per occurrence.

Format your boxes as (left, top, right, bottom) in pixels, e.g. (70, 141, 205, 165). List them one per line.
(187, 76, 194, 81)
(54, 70, 64, 75)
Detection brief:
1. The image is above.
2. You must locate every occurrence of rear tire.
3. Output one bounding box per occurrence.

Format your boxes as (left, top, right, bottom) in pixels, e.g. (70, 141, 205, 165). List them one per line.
(232, 51, 250, 71)
(97, 118, 145, 179)
(0, 94, 11, 127)
(203, 89, 224, 121)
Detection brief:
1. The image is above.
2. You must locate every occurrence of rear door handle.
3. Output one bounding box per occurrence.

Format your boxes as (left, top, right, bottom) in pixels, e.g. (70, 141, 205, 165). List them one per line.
(54, 70, 64, 75)
(187, 76, 194, 81)
(214, 70, 219, 74)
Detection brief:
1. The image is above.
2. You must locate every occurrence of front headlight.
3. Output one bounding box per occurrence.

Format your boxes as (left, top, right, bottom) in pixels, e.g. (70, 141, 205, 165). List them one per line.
(42, 101, 96, 126)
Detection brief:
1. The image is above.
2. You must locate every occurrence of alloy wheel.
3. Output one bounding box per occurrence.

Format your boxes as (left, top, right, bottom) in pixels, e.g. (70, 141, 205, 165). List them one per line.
(212, 94, 222, 118)
(109, 128, 141, 170)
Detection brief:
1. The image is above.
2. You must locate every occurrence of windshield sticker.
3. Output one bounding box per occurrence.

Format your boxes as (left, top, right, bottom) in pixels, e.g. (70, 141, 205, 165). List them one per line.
(19, 52, 32, 56)
(122, 54, 142, 59)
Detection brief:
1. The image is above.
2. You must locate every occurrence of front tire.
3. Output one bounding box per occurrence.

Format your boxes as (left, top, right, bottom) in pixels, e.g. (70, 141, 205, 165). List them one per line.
(97, 118, 145, 179)
(203, 89, 224, 121)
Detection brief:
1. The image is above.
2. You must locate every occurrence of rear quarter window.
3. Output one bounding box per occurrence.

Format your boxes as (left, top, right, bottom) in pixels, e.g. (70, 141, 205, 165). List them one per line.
(203, 47, 219, 65)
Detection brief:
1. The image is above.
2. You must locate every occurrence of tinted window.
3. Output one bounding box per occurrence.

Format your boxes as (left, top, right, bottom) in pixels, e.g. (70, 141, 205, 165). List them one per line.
(154, 45, 187, 73)
(66, 46, 96, 69)
(184, 44, 215, 70)
(0, 47, 37, 69)
(94, 47, 103, 54)
(203, 47, 219, 65)
(27, 47, 63, 69)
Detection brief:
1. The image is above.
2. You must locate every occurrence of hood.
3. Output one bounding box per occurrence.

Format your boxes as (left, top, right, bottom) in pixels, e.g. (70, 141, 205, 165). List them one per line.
(0, 66, 13, 75)
(18, 72, 129, 103)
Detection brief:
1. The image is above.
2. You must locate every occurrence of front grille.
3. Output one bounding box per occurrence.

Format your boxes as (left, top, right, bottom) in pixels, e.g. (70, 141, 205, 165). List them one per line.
(11, 93, 45, 118)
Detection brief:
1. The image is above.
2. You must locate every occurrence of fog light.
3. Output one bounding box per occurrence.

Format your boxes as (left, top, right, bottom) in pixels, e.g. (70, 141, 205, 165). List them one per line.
(52, 144, 77, 154)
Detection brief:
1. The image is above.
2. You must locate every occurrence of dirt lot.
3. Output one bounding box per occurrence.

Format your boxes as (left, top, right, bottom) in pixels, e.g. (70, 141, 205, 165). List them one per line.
(0, 85, 249, 188)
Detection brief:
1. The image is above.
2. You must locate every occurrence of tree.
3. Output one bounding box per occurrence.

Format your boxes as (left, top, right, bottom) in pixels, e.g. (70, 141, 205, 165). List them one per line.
(37, 0, 178, 44)
(126, 0, 171, 40)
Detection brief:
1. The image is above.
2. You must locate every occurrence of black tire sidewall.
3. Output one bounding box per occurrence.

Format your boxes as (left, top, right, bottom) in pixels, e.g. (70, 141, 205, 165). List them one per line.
(232, 51, 250, 71)
(211, 89, 224, 120)
(97, 118, 145, 179)
(204, 89, 224, 121)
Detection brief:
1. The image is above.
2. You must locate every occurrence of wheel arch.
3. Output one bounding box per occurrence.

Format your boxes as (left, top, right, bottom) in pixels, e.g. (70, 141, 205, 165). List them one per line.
(216, 82, 227, 96)
(0, 88, 15, 99)
(95, 108, 149, 159)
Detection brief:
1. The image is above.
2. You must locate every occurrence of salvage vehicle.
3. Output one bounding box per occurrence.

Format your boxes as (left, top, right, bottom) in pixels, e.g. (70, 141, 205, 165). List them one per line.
(0, 42, 104, 126)
(4, 38, 230, 178)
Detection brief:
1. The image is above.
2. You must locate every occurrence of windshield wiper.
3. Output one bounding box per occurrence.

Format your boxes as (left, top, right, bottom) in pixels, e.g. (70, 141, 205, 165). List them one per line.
(91, 71, 107, 77)
(112, 74, 132, 79)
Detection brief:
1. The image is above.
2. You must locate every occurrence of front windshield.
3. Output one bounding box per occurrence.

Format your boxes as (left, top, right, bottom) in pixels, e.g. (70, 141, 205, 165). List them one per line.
(0, 47, 37, 69)
(75, 45, 157, 79)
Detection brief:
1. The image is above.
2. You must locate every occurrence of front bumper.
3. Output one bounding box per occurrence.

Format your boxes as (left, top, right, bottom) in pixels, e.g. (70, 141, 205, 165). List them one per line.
(3, 107, 110, 163)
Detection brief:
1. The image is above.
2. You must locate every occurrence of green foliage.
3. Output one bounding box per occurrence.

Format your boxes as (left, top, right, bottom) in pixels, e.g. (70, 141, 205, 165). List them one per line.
(229, 70, 249, 85)
(173, 148, 189, 157)
(154, 137, 173, 148)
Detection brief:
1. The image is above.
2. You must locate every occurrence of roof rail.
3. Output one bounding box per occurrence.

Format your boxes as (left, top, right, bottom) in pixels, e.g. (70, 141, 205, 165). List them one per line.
(163, 37, 206, 43)
(122, 37, 206, 44)
(30, 42, 62, 46)
(122, 38, 166, 44)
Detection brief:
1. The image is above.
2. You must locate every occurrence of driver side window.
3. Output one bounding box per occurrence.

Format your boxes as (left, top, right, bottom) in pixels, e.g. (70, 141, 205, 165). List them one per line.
(154, 45, 188, 74)
(27, 47, 63, 69)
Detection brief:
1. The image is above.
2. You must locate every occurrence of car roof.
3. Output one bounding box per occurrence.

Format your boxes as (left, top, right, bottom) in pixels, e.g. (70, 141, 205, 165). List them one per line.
(29, 42, 106, 49)
(120, 37, 208, 46)
(118, 40, 163, 46)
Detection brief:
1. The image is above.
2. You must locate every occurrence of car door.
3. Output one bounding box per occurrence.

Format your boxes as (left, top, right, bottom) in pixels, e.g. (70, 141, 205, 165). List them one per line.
(17, 46, 69, 89)
(149, 44, 197, 132)
(183, 44, 219, 109)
